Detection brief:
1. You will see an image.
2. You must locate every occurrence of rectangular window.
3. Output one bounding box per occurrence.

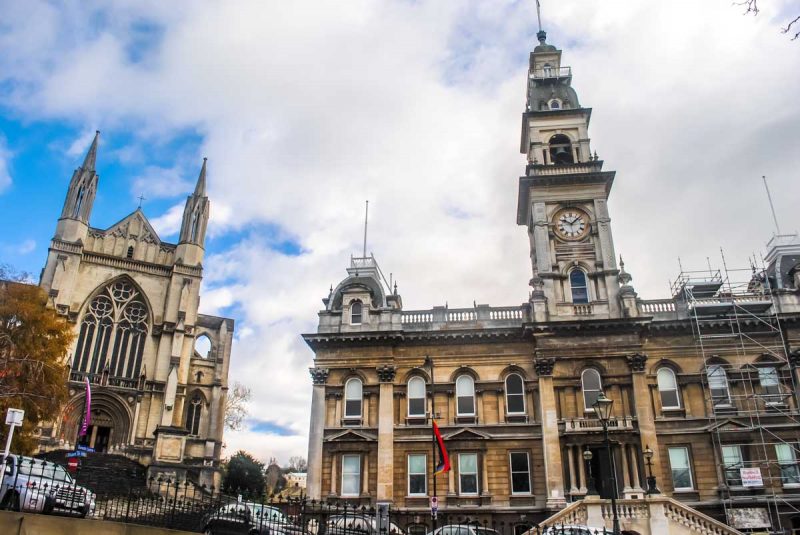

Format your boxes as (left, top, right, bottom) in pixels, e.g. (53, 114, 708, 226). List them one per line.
(759, 367, 782, 403)
(776, 444, 800, 485)
(458, 453, 479, 495)
(408, 454, 427, 496)
(721, 446, 743, 487)
(509, 452, 531, 494)
(341, 455, 361, 497)
(667, 447, 693, 490)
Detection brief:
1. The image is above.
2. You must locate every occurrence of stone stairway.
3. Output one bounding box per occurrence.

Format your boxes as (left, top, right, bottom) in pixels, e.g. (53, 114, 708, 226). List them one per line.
(37, 450, 149, 497)
(536, 496, 744, 535)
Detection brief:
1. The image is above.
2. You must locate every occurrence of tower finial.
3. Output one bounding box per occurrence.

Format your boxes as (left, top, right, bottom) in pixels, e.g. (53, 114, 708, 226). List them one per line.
(535, 0, 547, 43)
(194, 157, 207, 197)
(362, 200, 369, 258)
(82, 130, 100, 172)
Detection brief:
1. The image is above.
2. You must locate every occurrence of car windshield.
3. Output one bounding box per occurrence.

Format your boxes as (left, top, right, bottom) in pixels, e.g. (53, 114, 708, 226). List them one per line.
(17, 459, 73, 483)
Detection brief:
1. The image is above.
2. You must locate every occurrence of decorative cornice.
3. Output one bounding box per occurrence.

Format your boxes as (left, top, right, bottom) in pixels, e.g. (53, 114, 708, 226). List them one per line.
(626, 353, 648, 373)
(376, 365, 396, 383)
(533, 358, 556, 377)
(309, 367, 329, 385)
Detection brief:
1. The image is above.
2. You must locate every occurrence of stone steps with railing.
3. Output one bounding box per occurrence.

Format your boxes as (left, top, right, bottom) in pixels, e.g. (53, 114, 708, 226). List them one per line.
(533, 496, 743, 535)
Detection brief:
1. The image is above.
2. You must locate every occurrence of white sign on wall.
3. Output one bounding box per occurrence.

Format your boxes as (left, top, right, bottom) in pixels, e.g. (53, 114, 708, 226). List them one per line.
(741, 468, 764, 488)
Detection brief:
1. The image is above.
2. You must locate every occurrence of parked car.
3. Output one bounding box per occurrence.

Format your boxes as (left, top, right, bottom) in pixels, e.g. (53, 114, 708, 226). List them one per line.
(427, 525, 498, 535)
(325, 514, 405, 535)
(250, 504, 307, 535)
(203, 501, 307, 535)
(540, 526, 609, 535)
(0, 455, 96, 517)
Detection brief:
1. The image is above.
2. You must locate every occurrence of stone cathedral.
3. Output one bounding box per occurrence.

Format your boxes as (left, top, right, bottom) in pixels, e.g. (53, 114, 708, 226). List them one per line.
(304, 29, 800, 534)
(37, 133, 234, 488)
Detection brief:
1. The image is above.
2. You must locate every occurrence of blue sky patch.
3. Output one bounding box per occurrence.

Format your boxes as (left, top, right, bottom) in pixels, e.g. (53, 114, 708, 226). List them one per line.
(249, 420, 297, 437)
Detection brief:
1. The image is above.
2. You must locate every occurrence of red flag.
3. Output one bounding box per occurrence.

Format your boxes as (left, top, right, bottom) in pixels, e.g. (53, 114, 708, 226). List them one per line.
(433, 420, 450, 474)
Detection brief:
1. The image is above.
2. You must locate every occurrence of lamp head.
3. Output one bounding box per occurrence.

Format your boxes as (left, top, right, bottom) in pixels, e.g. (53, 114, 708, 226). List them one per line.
(583, 449, 593, 461)
(643, 445, 654, 460)
(592, 391, 614, 422)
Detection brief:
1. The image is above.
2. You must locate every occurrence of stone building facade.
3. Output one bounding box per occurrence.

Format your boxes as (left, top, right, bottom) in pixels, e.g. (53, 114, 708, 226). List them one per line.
(37, 135, 234, 488)
(304, 31, 800, 532)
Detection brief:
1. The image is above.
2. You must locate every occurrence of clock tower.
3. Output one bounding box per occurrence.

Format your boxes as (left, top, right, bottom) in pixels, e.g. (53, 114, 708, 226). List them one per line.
(517, 30, 628, 321)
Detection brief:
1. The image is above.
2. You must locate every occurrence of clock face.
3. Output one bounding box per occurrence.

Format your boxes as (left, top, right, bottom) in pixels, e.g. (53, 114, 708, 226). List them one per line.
(554, 209, 589, 240)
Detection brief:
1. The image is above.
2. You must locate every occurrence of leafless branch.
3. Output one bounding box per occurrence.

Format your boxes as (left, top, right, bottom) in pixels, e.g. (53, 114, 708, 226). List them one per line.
(783, 14, 800, 40)
(735, 0, 759, 15)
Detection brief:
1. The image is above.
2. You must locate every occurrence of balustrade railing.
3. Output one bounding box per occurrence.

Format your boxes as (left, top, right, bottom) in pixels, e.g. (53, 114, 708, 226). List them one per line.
(564, 416, 635, 433)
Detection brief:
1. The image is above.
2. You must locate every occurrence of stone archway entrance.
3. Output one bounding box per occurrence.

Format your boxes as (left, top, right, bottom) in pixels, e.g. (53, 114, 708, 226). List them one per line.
(61, 390, 132, 452)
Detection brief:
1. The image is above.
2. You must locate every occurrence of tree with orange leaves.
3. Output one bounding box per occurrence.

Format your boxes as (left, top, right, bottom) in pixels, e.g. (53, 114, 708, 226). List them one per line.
(0, 265, 73, 453)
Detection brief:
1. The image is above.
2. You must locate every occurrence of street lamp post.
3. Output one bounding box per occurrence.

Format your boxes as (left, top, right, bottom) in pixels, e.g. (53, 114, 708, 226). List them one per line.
(593, 392, 620, 535)
(643, 445, 660, 495)
(583, 448, 598, 495)
(423, 356, 438, 531)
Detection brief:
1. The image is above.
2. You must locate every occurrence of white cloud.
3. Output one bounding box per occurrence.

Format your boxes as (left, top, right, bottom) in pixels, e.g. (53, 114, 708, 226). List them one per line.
(0, 137, 12, 194)
(1, 0, 799, 463)
(131, 165, 193, 199)
(149, 202, 185, 238)
(17, 239, 36, 255)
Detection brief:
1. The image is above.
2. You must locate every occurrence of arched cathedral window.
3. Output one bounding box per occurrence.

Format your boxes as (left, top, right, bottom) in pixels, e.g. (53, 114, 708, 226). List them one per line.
(186, 393, 203, 435)
(72, 279, 149, 381)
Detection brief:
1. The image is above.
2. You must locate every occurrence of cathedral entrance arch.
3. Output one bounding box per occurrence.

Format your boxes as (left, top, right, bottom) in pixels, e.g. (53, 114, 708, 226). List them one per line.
(61, 390, 133, 452)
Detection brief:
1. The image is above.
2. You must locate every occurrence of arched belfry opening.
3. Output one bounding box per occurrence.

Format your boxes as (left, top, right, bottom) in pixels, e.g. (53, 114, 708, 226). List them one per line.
(549, 134, 574, 165)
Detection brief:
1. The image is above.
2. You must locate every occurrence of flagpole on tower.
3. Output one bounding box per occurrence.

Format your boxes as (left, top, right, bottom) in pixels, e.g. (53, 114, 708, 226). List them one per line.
(535, 0, 543, 32)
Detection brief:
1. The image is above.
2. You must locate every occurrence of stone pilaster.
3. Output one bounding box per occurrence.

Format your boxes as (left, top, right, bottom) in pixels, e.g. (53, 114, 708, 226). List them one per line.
(627, 353, 664, 489)
(535, 357, 566, 509)
(377, 365, 396, 502)
(307, 367, 329, 500)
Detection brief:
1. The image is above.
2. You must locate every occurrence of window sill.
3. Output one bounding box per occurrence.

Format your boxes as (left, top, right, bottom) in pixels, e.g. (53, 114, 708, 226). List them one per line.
(673, 488, 697, 493)
(505, 414, 529, 423)
(341, 419, 363, 427)
(782, 483, 800, 489)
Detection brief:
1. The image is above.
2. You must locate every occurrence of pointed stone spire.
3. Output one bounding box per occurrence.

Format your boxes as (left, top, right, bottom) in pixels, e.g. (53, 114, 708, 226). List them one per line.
(194, 157, 207, 197)
(82, 131, 100, 172)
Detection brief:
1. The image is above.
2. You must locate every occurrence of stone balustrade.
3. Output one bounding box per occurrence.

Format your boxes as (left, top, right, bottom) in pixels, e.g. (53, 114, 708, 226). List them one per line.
(564, 416, 635, 433)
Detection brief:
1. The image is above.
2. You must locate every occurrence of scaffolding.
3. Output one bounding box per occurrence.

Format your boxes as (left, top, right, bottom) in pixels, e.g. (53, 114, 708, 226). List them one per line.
(671, 252, 800, 535)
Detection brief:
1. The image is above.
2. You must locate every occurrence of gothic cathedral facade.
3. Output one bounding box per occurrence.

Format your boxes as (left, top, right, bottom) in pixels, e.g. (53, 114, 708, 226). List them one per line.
(37, 133, 234, 488)
(303, 31, 800, 532)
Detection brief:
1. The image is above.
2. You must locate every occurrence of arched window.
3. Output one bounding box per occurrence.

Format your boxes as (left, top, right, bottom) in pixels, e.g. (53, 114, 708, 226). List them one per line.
(194, 335, 212, 359)
(581, 369, 602, 412)
(126, 246, 134, 259)
(707, 365, 731, 407)
(72, 279, 149, 381)
(350, 300, 363, 325)
(570, 269, 589, 304)
(657, 368, 681, 409)
(549, 99, 561, 110)
(407, 377, 426, 418)
(344, 378, 363, 418)
(549, 134, 574, 165)
(505, 373, 526, 415)
(73, 185, 85, 218)
(456, 375, 475, 416)
(186, 393, 203, 435)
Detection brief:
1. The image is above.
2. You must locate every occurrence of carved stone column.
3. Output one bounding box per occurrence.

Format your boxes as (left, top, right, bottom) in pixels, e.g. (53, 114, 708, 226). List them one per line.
(376, 365, 396, 502)
(627, 353, 664, 487)
(567, 446, 578, 494)
(307, 367, 329, 500)
(535, 357, 566, 509)
(577, 445, 587, 494)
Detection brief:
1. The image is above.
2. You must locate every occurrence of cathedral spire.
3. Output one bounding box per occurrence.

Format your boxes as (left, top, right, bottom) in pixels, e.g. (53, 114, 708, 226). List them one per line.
(178, 158, 210, 251)
(82, 130, 100, 172)
(194, 157, 207, 197)
(59, 131, 100, 228)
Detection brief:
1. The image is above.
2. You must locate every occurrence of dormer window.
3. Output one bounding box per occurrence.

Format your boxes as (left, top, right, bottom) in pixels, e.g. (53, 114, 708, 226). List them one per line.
(549, 99, 561, 110)
(350, 300, 363, 325)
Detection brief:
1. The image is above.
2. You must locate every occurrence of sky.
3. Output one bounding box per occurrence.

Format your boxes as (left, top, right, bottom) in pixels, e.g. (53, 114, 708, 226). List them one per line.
(0, 0, 798, 465)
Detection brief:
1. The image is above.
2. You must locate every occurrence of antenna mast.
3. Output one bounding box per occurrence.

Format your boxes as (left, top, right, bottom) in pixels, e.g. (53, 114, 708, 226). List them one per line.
(363, 200, 369, 257)
(762, 175, 781, 235)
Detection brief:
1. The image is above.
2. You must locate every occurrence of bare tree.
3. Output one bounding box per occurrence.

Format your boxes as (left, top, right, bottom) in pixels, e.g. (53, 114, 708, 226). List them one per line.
(738, 0, 800, 40)
(287, 456, 307, 472)
(224, 381, 251, 431)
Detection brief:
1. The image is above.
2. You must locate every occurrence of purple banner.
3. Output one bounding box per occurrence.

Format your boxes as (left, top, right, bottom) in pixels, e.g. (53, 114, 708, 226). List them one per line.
(78, 377, 91, 437)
